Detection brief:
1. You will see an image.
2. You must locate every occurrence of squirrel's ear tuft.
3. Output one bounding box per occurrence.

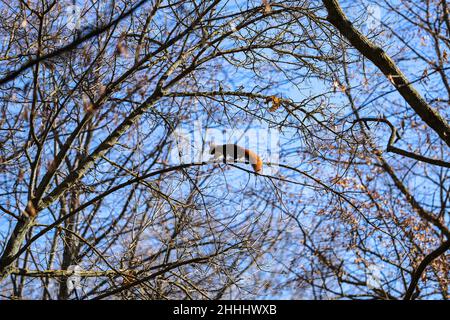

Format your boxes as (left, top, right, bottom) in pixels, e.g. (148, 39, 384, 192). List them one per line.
(209, 142, 216, 154)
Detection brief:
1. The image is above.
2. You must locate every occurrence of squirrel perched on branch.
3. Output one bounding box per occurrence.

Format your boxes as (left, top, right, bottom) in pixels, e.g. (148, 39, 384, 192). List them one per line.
(209, 144, 263, 173)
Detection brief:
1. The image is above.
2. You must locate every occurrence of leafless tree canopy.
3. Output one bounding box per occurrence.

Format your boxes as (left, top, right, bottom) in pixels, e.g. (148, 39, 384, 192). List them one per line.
(0, 0, 449, 300)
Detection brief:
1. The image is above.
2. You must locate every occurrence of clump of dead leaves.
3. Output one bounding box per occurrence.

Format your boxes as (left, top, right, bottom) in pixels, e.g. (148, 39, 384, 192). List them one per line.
(265, 95, 282, 112)
(262, 0, 272, 14)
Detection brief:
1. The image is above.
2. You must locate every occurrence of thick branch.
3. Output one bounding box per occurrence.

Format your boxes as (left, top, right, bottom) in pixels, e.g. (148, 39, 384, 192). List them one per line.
(10, 269, 122, 278)
(323, 0, 450, 147)
(404, 239, 450, 300)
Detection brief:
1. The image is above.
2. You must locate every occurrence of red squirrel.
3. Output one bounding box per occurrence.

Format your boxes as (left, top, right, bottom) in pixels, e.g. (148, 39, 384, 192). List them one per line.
(209, 144, 263, 173)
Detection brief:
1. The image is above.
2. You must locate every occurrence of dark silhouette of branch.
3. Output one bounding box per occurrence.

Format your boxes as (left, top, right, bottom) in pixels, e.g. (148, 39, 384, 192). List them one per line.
(1, 161, 211, 280)
(323, 0, 450, 147)
(0, 0, 150, 86)
(92, 244, 240, 300)
(354, 117, 450, 168)
(404, 239, 450, 300)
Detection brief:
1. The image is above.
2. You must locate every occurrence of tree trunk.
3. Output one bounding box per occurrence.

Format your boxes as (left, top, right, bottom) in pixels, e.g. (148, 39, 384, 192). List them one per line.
(0, 217, 35, 283)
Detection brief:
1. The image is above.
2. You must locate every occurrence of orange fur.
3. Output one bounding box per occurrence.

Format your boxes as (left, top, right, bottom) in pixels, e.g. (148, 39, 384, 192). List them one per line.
(210, 144, 263, 173)
(244, 148, 263, 173)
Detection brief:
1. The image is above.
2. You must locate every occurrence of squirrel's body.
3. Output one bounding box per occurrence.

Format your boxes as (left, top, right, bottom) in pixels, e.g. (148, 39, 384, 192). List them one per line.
(210, 144, 263, 173)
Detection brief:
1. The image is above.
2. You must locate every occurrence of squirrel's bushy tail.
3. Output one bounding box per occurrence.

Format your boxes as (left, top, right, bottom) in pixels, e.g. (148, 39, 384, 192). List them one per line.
(244, 148, 263, 173)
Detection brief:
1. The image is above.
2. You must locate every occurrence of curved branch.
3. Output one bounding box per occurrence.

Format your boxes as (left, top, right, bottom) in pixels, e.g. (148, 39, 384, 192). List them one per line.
(354, 117, 450, 168)
(404, 239, 450, 300)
